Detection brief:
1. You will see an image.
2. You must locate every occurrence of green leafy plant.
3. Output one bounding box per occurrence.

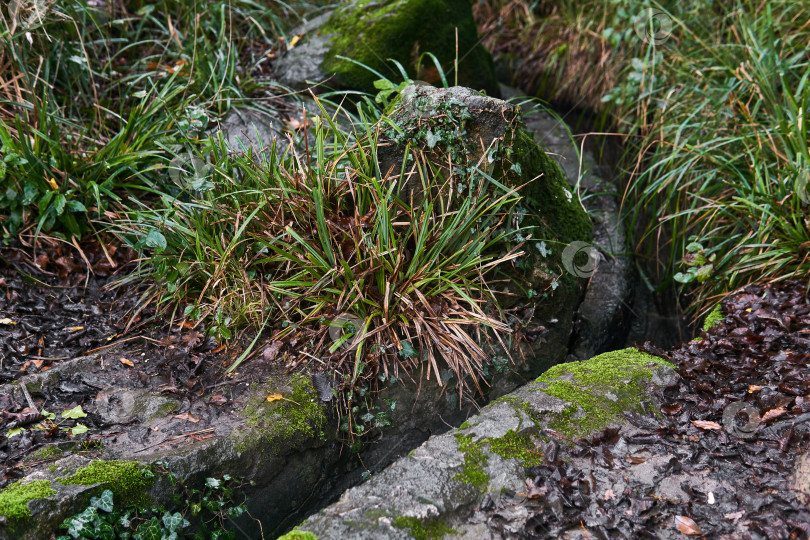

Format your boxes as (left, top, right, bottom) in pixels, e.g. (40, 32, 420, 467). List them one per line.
(56, 473, 250, 540)
(6, 404, 89, 439)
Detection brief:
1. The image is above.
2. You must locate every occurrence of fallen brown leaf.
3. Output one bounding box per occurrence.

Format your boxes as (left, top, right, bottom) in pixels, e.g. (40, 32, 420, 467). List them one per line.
(674, 515, 701, 535)
(174, 412, 200, 423)
(209, 394, 228, 406)
(761, 406, 788, 423)
(120, 358, 135, 367)
(692, 420, 723, 430)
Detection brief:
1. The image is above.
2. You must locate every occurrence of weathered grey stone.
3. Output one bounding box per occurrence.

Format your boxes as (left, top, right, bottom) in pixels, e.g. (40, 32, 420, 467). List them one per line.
(214, 107, 286, 159)
(273, 0, 499, 97)
(290, 349, 677, 539)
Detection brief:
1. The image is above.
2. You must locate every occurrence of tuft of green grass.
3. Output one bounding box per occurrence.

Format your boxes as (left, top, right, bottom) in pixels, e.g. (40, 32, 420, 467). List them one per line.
(0, 0, 315, 241)
(478, 0, 810, 313)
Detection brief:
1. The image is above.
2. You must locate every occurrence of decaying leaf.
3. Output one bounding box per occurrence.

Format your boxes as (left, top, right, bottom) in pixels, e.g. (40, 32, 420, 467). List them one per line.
(674, 515, 701, 535)
(209, 394, 228, 406)
(761, 407, 788, 423)
(120, 358, 135, 367)
(692, 420, 723, 430)
(266, 393, 283, 403)
(174, 412, 200, 423)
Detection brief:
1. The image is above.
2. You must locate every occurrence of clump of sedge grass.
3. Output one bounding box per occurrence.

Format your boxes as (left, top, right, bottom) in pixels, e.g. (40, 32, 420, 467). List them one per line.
(114, 98, 522, 401)
(476, 0, 810, 315)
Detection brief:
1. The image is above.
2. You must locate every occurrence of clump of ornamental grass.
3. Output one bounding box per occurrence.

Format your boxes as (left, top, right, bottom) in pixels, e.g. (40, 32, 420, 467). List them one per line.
(475, 0, 810, 315)
(622, 1, 810, 312)
(113, 101, 522, 400)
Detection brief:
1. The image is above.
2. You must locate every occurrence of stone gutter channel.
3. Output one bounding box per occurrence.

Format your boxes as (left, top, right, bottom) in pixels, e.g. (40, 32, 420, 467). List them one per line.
(289, 349, 677, 540)
(0, 86, 631, 540)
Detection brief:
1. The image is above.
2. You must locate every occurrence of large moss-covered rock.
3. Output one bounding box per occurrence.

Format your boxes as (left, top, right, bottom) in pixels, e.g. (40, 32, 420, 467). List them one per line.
(378, 84, 591, 308)
(275, 0, 499, 96)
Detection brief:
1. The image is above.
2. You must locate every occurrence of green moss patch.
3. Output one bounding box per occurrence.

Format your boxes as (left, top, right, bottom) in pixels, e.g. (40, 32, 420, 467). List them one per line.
(487, 430, 544, 468)
(27, 445, 64, 461)
(57, 460, 153, 505)
(238, 374, 327, 454)
(537, 348, 673, 437)
(453, 434, 489, 490)
(703, 304, 724, 331)
(319, 0, 498, 96)
(0, 480, 56, 521)
(277, 531, 318, 540)
(392, 516, 456, 540)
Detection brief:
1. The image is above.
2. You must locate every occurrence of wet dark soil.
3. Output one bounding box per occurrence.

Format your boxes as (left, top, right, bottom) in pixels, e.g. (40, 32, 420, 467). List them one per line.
(0, 242, 271, 490)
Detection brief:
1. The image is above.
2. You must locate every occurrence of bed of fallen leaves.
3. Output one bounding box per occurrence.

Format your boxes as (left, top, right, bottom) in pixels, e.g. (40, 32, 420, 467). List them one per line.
(480, 279, 810, 539)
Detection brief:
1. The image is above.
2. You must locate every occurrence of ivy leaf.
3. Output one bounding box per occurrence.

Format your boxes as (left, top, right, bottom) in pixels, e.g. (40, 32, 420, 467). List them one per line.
(399, 341, 417, 359)
(90, 490, 115, 513)
(61, 405, 88, 419)
(162, 511, 189, 532)
(425, 130, 441, 149)
(205, 477, 221, 488)
(70, 424, 90, 436)
(673, 272, 693, 284)
(134, 517, 162, 540)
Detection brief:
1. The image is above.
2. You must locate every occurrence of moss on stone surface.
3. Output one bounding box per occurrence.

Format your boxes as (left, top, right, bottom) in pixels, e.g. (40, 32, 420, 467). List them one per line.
(237, 374, 327, 454)
(392, 515, 457, 540)
(319, 0, 498, 96)
(28, 445, 64, 461)
(452, 434, 489, 490)
(703, 304, 724, 331)
(0, 479, 56, 520)
(487, 430, 544, 468)
(276, 530, 318, 540)
(537, 348, 673, 437)
(505, 128, 592, 247)
(57, 460, 153, 505)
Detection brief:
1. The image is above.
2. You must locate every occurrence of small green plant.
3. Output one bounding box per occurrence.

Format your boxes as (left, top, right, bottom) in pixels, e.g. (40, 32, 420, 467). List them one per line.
(673, 241, 717, 285)
(56, 472, 250, 540)
(6, 404, 90, 439)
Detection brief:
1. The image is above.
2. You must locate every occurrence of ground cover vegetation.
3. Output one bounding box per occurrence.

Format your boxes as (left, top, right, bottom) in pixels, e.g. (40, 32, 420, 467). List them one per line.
(0, 0, 541, 428)
(1, 0, 807, 429)
(476, 0, 810, 315)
